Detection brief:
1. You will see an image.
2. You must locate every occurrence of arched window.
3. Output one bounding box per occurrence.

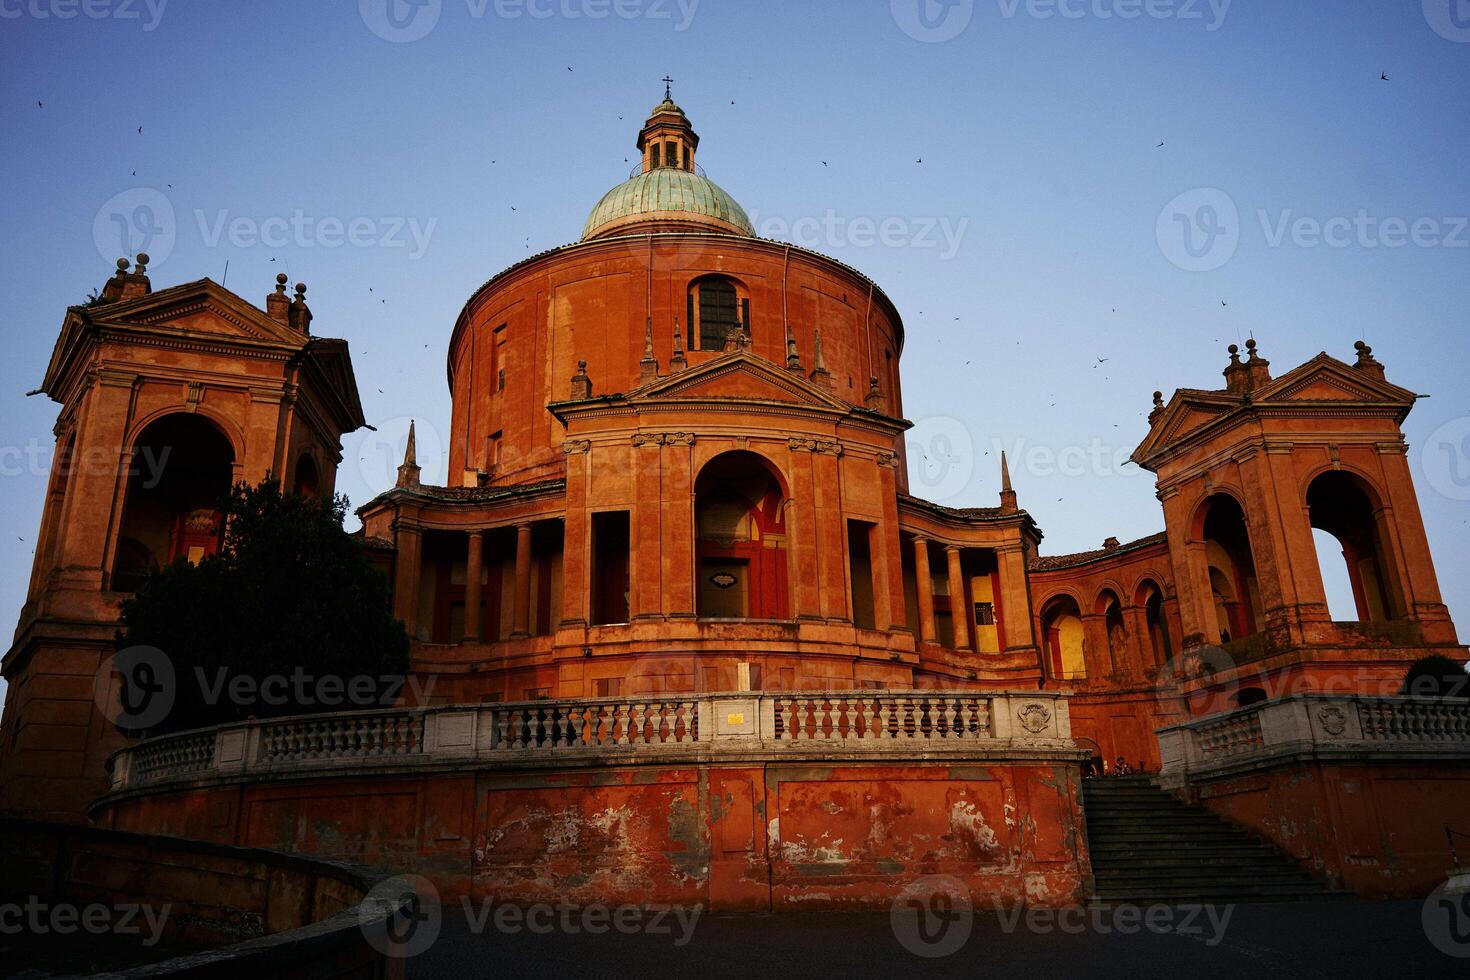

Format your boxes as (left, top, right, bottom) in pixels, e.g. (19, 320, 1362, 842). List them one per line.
(1137, 581, 1173, 666)
(1041, 596, 1087, 681)
(1197, 494, 1262, 644)
(1308, 472, 1400, 622)
(694, 451, 788, 620)
(688, 276, 749, 351)
(111, 414, 235, 592)
(1099, 590, 1126, 667)
(292, 453, 320, 498)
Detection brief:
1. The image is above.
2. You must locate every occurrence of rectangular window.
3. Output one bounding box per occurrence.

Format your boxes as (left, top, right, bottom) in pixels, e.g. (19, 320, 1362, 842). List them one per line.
(524, 687, 552, 701)
(590, 511, 631, 626)
(847, 520, 877, 630)
(651, 143, 662, 169)
(974, 602, 996, 626)
(594, 677, 623, 698)
(493, 323, 508, 393)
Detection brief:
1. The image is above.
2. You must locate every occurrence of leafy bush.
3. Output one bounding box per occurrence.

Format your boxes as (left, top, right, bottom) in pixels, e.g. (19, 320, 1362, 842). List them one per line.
(116, 479, 410, 735)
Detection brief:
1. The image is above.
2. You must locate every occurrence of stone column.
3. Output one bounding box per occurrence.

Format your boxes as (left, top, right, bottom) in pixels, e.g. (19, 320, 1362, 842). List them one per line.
(55, 372, 132, 590)
(944, 546, 969, 651)
(1081, 612, 1112, 676)
(632, 435, 664, 620)
(913, 537, 936, 644)
(874, 456, 908, 632)
(392, 519, 422, 637)
(561, 442, 590, 627)
(511, 522, 533, 638)
(995, 544, 1037, 652)
(463, 530, 484, 643)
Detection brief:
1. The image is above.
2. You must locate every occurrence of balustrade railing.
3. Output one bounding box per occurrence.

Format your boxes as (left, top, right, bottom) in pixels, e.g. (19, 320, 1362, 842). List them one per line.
(773, 694, 991, 741)
(1159, 694, 1470, 784)
(105, 690, 1073, 795)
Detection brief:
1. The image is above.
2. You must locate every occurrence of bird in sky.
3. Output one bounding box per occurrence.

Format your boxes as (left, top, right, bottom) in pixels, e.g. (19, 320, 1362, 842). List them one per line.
(1156, 141, 1165, 148)
(37, 101, 43, 108)
(137, 126, 143, 133)
(1380, 72, 1390, 81)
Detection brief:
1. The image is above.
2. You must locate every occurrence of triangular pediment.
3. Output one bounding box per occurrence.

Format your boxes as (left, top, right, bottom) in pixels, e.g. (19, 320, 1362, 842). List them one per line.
(42, 278, 320, 399)
(627, 351, 851, 411)
(1255, 354, 1418, 407)
(1131, 390, 1243, 467)
(89, 278, 307, 347)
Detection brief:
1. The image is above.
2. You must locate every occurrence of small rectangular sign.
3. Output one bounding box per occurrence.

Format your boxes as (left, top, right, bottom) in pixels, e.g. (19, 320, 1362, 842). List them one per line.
(726, 713, 746, 726)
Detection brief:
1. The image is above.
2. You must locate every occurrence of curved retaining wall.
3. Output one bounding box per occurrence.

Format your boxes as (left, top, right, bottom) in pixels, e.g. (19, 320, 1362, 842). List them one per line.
(93, 692, 1091, 911)
(1, 817, 411, 978)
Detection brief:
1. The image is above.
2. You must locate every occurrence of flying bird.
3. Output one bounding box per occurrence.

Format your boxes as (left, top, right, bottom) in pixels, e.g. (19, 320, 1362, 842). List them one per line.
(1380, 72, 1390, 81)
(37, 101, 42, 108)
(1156, 141, 1165, 148)
(137, 126, 143, 133)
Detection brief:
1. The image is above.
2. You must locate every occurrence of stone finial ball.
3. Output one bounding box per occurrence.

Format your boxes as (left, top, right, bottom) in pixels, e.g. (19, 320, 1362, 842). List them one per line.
(295, 283, 307, 294)
(276, 273, 289, 285)
(1228, 344, 1239, 354)
(135, 252, 149, 266)
(1354, 340, 1367, 351)
(116, 258, 130, 271)
(1245, 338, 1257, 351)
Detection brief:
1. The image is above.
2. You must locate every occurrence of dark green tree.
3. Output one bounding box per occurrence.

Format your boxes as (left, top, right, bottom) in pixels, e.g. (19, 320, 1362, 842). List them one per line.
(1401, 654, 1470, 699)
(117, 479, 410, 734)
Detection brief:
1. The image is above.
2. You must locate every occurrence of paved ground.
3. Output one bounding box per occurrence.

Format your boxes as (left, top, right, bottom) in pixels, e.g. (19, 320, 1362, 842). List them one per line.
(405, 899, 1466, 979)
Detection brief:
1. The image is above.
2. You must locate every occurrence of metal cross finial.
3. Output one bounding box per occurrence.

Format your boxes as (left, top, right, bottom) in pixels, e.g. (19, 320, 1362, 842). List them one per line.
(662, 76, 674, 100)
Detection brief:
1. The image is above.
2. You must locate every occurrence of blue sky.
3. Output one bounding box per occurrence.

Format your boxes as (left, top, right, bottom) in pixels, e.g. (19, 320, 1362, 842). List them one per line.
(3, 1, 1468, 699)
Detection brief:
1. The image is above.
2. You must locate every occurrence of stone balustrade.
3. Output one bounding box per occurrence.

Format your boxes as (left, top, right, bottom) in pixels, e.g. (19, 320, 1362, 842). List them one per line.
(1158, 693, 1470, 785)
(105, 690, 1074, 796)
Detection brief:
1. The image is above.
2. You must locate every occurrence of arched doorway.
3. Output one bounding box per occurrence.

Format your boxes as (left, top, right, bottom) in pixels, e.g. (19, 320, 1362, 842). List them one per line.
(1041, 595, 1087, 681)
(1307, 471, 1400, 622)
(694, 451, 788, 619)
(1197, 494, 1261, 644)
(111, 414, 235, 592)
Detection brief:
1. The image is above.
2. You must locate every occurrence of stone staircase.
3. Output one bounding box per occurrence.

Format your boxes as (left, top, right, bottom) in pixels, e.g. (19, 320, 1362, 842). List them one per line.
(1082, 775, 1344, 904)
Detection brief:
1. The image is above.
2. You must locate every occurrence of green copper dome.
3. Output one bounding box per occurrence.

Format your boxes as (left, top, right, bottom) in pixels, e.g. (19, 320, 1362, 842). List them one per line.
(582, 168, 755, 241)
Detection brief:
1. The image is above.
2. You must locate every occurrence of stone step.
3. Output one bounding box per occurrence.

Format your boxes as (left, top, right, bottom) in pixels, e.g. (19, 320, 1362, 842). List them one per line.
(1082, 776, 1340, 905)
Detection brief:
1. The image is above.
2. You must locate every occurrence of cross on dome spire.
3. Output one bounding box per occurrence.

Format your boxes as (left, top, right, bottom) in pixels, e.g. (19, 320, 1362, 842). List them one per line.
(663, 75, 674, 101)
